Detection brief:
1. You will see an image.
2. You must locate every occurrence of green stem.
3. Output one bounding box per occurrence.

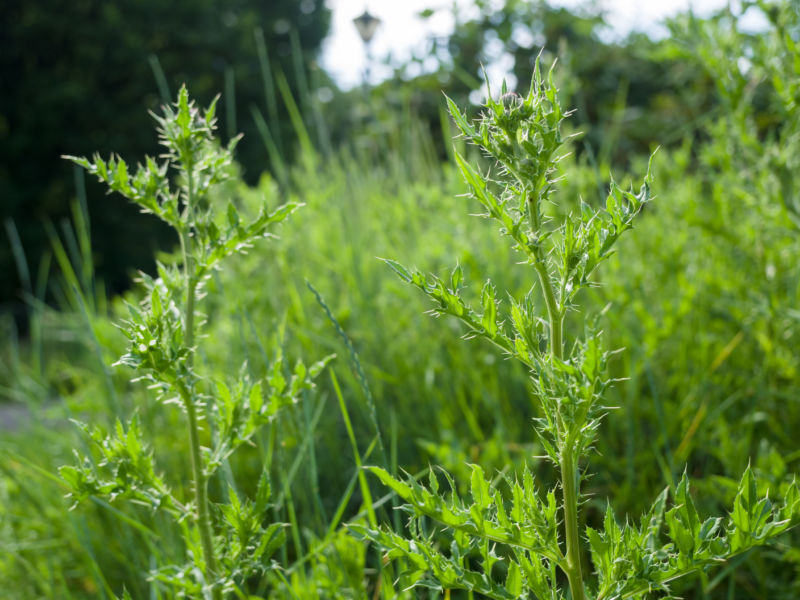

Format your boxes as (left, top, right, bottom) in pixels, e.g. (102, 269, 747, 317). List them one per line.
(534, 262, 563, 361)
(560, 445, 586, 600)
(534, 261, 585, 600)
(180, 171, 221, 600)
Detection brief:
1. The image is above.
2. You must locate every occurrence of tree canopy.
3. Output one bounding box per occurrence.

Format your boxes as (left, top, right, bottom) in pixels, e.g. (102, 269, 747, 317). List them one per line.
(1, 0, 330, 312)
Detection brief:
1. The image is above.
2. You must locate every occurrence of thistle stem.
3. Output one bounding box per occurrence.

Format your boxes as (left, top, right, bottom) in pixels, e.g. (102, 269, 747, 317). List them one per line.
(535, 262, 585, 600)
(180, 171, 221, 600)
(560, 446, 586, 600)
(534, 262, 563, 361)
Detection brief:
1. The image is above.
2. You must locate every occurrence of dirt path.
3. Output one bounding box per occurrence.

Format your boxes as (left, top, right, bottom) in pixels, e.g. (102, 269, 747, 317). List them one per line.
(0, 403, 31, 431)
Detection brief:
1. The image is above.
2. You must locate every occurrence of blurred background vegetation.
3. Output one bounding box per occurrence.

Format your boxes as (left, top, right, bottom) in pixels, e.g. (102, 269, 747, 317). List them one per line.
(1, 0, 730, 316)
(2, 0, 799, 598)
(1, 0, 331, 317)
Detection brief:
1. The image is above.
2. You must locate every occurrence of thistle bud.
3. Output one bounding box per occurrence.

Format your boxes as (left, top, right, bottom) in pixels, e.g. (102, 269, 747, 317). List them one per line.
(501, 91, 523, 111)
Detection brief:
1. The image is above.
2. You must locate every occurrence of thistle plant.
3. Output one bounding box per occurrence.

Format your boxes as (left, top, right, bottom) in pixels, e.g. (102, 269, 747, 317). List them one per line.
(356, 64, 800, 599)
(59, 87, 331, 598)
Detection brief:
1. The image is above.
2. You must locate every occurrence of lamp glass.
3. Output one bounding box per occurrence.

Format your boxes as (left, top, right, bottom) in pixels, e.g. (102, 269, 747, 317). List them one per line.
(353, 10, 380, 43)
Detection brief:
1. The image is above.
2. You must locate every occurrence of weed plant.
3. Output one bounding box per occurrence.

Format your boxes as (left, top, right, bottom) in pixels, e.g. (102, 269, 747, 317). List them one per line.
(356, 63, 800, 599)
(61, 88, 332, 598)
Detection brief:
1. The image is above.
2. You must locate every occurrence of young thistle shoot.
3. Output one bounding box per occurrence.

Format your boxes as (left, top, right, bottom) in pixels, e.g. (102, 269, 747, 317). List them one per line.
(361, 63, 799, 599)
(60, 87, 332, 599)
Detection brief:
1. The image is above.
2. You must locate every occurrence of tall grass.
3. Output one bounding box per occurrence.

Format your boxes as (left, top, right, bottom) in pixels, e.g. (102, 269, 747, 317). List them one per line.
(2, 8, 800, 597)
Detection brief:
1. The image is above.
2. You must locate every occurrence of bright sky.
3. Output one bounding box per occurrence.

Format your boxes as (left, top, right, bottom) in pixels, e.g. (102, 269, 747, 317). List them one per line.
(320, 0, 752, 89)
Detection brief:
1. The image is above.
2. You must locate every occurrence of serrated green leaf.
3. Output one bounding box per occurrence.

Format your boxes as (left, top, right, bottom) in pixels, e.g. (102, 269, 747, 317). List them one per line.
(150, 287, 162, 319)
(428, 467, 439, 494)
(308, 353, 335, 378)
(505, 558, 524, 596)
(205, 94, 219, 127)
(116, 587, 134, 600)
(380, 257, 412, 283)
(366, 466, 414, 500)
(255, 468, 271, 512)
(254, 523, 286, 562)
(481, 281, 498, 338)
(470, 463, 490, 509)
(446, 95, 476, 138)
(249, 381, 264, 416)
(63, 154, 91, 169)
(451, 263, 463, 290)
(176, 85, 191, 132)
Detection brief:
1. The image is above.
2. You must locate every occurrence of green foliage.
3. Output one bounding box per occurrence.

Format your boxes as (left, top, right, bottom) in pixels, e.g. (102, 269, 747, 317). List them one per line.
(1, 0, 331, 311)
(360, 61, 800, 599)
(60, 415, 176, 511)
(359, 465, 798, 599)
(60, 87, 330, 598)
(3, 4, 800, 598)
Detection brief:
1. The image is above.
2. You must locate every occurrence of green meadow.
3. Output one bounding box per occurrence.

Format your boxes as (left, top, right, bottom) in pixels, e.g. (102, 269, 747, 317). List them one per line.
(2, 2, 799, 598)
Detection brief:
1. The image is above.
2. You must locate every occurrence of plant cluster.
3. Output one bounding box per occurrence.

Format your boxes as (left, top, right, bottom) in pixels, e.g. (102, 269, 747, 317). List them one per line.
(355, 63, 800, 599)
(61, 88, 331, 598)
(30, 6, 800, 596)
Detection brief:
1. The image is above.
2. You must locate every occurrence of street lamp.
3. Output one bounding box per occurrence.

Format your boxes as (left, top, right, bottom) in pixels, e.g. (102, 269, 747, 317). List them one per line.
(353, 8, 381, 85)
(353, 9, 381, 44)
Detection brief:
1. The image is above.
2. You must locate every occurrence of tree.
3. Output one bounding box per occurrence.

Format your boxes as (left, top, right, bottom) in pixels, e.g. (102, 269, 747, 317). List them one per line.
(0, 0, 330, 314)
(367, 0, 715, 167)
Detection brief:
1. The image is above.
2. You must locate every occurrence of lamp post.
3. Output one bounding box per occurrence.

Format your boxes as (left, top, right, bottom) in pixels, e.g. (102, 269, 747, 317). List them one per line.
(353, 8, 381, 86)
